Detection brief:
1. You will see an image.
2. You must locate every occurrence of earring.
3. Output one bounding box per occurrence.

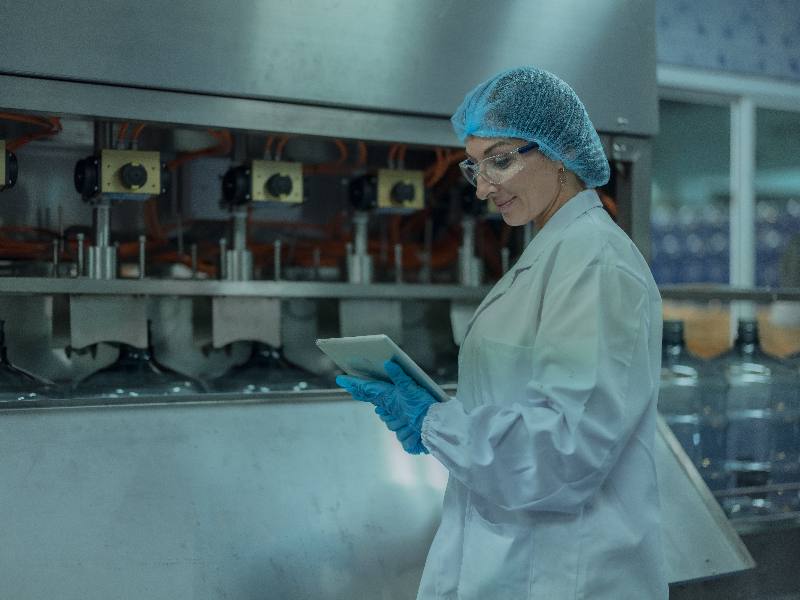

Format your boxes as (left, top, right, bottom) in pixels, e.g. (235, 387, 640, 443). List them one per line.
(558, 167, 565, 188)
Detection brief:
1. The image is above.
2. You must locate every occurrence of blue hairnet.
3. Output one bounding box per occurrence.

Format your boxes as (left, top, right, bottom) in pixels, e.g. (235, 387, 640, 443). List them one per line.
(451, 66, 610, 188)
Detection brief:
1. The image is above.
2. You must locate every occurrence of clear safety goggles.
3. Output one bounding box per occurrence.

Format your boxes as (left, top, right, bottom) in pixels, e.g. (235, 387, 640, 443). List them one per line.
(459, 142, 539, 187)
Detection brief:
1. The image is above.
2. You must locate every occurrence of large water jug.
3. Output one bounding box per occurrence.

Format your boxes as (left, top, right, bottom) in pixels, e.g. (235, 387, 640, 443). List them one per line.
(773, 341, 800, 513)
(0, 320, 60, 402)
(659, 320, 727, 490)
(208, 342, 334, 394)
(715, 319, 799, 517)
(72, 325, 204, 398)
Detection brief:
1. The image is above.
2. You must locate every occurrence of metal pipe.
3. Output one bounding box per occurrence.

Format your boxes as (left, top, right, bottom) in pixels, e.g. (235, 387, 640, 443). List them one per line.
(76, 233, 85, 277)
(52, 239, 59, 278)
(274, 239, 282, 281)
(313, 247, 321, 280)
(394, 244, 403, 284)
(139, 235, 146, 279)
(219, 238, 227, 280)
(190, 243, 198, 278)
(93, 204, 111, 249)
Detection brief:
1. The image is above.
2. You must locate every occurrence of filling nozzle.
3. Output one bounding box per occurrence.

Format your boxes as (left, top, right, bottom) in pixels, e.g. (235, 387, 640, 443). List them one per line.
(347, 211, 372, 284)
(459, 216, 482, 286)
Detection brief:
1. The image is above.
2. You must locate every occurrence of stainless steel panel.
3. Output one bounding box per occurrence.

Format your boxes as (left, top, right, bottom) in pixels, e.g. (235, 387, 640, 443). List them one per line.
(0, 395, 756, 598)
(339, 299, 404, 342)
(0, 398, 447, 599)
(656, 415, 756, 583)
(211, 296, 282, 348)
(70, 295, 148, 349)
(0, 75, 459, 147)
(0, 277, 494, 300)
(0, 0, 657, 136)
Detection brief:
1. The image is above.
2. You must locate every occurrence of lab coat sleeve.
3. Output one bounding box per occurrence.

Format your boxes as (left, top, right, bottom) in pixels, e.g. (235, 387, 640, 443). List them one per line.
(420, 262, 657, 513)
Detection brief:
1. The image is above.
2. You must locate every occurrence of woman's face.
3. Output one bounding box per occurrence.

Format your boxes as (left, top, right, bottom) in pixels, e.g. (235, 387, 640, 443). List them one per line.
(464, 136, 564, 228)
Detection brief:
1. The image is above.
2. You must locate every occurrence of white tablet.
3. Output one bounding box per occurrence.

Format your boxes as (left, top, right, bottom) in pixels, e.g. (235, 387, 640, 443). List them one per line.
(316, 334, 451, 403)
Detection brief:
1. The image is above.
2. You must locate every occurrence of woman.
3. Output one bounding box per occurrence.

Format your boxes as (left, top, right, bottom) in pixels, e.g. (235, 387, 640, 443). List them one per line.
(338, 66, 668, 600)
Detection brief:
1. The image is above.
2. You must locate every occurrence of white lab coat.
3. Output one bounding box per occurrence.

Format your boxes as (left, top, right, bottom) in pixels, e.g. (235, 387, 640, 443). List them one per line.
(418, 190, 668, 600)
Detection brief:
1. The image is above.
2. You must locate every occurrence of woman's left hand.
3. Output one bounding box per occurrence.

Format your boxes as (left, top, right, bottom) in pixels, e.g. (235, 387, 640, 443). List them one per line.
(336, 359, 435, 434)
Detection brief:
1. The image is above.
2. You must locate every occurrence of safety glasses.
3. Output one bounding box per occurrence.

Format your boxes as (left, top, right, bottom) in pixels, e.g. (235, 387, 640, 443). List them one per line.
(459, 142, 539, 187)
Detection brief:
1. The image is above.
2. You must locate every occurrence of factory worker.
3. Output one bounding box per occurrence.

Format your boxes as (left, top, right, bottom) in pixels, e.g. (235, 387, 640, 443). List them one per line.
(338, 66, 668, 600)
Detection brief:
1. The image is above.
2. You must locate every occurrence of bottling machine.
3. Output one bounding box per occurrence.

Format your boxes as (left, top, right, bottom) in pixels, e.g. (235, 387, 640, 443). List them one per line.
(0, 0, 760, 598)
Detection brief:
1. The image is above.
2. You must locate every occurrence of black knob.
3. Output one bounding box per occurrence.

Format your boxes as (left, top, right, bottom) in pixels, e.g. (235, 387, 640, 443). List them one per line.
(74, 156, 99, 200)
(3, 150, 18, 189)
(348, 175, 378, 210)
(120, 163, 148, 190)
(222, 166, 251, 205)
(391, 181, 416, 204)
(267, 173, 293, 198)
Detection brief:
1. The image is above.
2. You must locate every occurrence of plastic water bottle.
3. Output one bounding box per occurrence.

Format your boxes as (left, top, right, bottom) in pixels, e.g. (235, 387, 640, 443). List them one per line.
(659, 320, 727, 490)
(715, 320, 798, 517)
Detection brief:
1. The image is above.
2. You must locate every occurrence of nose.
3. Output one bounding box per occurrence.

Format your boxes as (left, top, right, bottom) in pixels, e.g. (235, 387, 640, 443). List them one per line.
(475, 174, 497, 200)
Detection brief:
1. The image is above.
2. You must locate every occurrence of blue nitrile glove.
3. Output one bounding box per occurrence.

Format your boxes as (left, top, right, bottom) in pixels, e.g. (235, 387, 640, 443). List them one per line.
(375, 406, 429, 455)
(336, 359, 435, 434)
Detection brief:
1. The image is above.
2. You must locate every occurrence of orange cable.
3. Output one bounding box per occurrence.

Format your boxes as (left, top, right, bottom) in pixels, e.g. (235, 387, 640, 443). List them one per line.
(131, 123, 147, 140)
(4, 115, 62, 152)
(117, 123, 130, 142)
(274, 135, 291, 155)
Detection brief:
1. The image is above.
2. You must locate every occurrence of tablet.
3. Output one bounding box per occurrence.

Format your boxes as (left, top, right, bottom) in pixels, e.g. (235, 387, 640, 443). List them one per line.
(316, 334, 451, 403)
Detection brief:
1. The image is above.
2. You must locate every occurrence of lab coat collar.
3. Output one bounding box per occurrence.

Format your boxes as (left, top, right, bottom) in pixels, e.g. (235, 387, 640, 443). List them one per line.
(516, 188, 603, 270)
(461, 189, 602, 343)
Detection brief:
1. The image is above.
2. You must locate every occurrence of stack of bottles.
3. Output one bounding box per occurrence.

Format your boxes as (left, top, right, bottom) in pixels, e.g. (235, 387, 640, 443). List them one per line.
(659, 319, 800, 519)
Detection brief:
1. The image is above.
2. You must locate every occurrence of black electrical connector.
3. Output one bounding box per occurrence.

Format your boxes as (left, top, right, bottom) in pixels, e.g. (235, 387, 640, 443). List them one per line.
(160, 164, 171, 195)
(2, 150, 18, 190)
(222, 165, 252, 205)
(348, 174, 378, 210)
(74, 156, 100, 201)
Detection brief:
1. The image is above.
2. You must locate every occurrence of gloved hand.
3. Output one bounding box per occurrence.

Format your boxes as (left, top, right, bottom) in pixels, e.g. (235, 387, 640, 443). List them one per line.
(375, 406, 429, 455)
(336, 359, 435, 434)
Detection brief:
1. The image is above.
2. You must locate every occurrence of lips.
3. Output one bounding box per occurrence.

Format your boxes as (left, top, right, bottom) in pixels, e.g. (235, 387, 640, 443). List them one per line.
(493, 197, 515, 212)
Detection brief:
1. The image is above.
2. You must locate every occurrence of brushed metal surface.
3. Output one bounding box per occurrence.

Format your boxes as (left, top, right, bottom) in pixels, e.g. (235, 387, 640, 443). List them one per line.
(655, 415, 756, 583)
(0, 277, 494, 300)
(0, 75, 459, 147)
(0, 395, 755, 598)
(0, 398, 448, 599)
(0, 0, 657, 135)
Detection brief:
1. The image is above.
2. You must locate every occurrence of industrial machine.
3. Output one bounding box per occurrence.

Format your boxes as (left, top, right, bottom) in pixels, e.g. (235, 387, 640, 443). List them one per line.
(0, 0, 770, 598)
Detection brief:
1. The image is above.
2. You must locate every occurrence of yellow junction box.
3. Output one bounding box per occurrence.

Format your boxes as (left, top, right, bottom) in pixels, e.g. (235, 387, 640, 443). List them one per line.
(377, 168, 425, 210)
(100, 149, 161, 195)
(251, 160, 304, 203)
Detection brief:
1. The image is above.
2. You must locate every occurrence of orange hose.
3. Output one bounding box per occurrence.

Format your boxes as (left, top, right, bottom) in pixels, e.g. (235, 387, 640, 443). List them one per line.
(3, 115, 62, 152)
(397, 145, 407, 166)
(264, 134, 275, 157)
(117, 123, 130, 142)
(131, 123, 147, 140)
(274, 135, 291, 156)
